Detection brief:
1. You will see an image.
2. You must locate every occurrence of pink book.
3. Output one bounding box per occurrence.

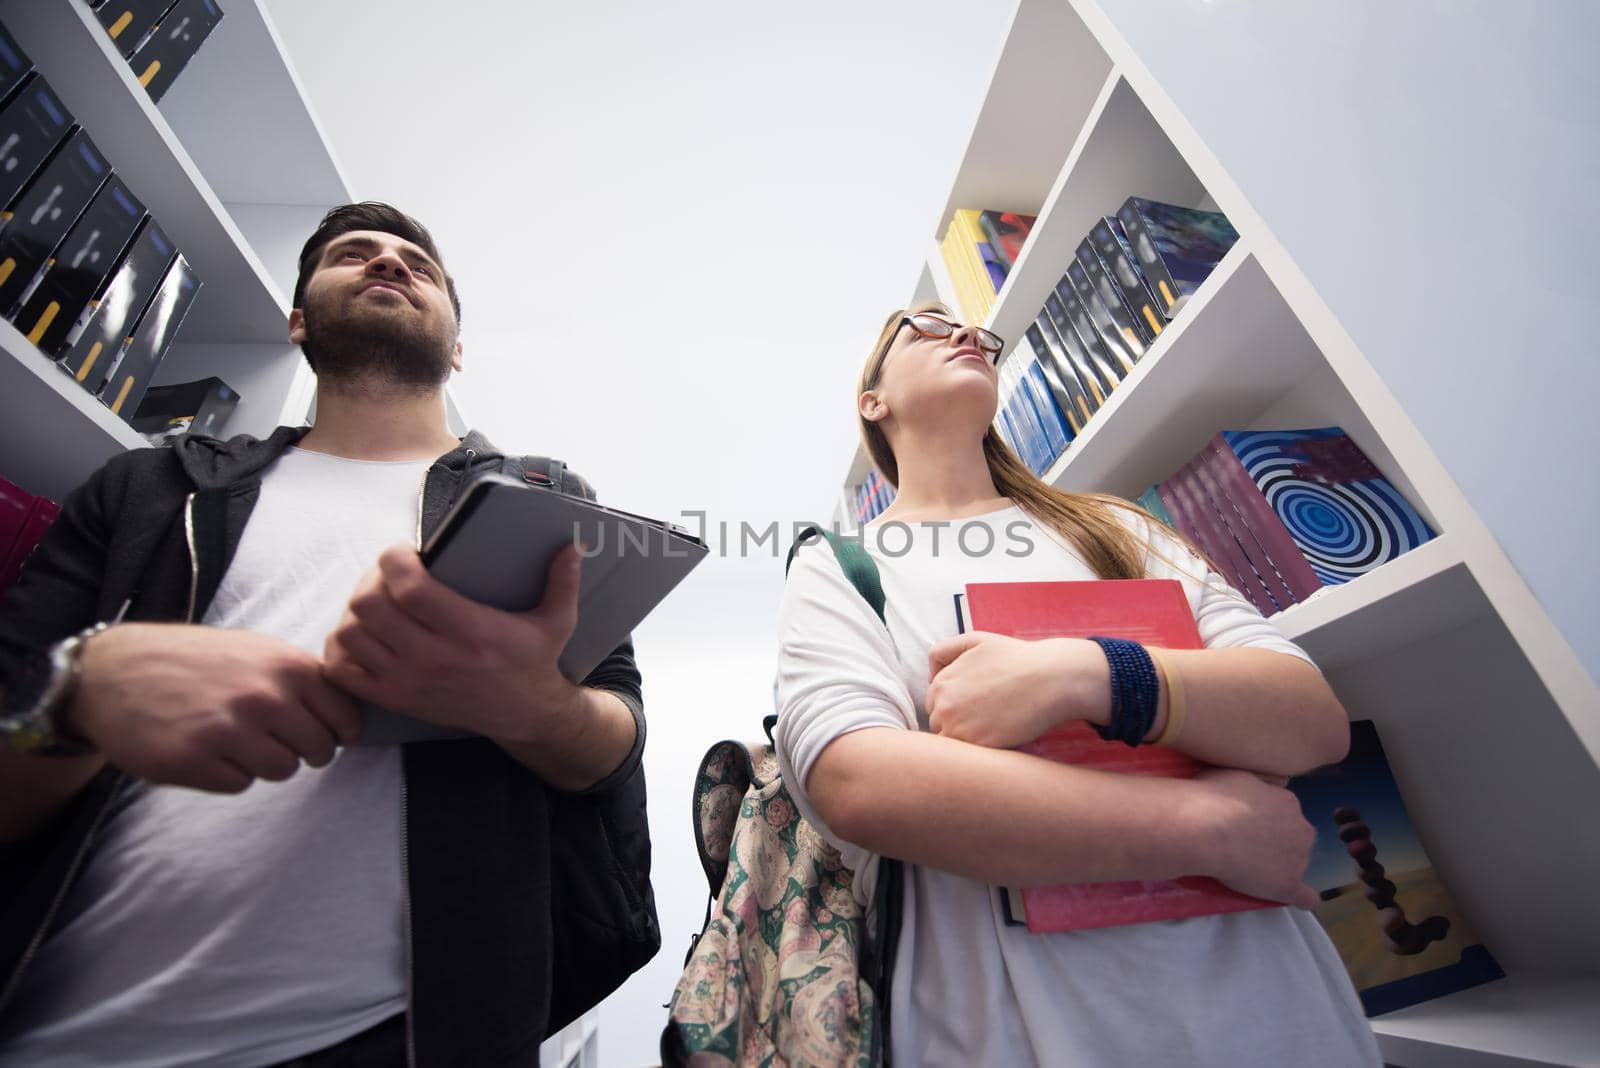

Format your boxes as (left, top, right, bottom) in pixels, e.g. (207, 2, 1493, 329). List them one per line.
(1157, 468, 1253, 601)
(1204, 434, 1322, 602)
(959, 580, 1276, 932)
(1187, 450, 1297, 612)
(0, 494, 60, 596)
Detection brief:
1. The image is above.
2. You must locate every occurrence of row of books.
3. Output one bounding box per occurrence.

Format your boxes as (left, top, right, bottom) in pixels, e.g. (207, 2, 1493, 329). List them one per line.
(850, 469, 896, 525)
(0, 474, 59, 601)
(0, 22, 204, 425)
(939, 209, 1036, 325)
(89, 0, 225, 103)
(959, 579, 1502, 1016)
(993, 197, 1241, 474)
(1136, 427, 1437, 617)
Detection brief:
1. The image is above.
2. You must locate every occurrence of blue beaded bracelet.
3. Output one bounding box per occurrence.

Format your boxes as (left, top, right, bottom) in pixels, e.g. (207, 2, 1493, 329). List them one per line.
(1087, 637, 1160, 747)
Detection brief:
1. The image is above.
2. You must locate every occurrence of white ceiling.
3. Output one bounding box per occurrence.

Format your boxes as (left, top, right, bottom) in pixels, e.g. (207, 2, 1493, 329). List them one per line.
(265, 0, 1015, 590)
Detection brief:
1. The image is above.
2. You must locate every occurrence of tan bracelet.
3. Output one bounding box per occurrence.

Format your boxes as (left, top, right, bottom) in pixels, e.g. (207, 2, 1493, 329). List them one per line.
(1147, 647, 1188, 747)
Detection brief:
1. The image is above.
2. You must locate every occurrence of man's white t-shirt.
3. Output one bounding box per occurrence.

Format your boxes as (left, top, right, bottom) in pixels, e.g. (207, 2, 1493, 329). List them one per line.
(0, 448, 434, 1068)
(774, 504, 1382, 1068)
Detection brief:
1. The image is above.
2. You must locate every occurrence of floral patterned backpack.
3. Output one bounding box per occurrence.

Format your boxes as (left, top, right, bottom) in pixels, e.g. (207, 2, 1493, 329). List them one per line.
(661, 527, 905, 1068)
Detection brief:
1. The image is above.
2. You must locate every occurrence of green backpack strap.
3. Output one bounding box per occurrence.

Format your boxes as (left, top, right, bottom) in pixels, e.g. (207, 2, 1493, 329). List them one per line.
(767, 526, 885, 747)
(785, 524, 886, 624)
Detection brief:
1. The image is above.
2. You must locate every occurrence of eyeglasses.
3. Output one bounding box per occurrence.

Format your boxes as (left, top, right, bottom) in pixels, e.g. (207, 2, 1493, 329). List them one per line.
(868, 313, 1005, 387)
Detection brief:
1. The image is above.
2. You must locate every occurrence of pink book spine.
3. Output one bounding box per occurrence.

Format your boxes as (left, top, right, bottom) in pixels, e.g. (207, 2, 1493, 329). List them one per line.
(1206, 435, 1323, 601)
(1157, 468, 1252, 601)
(1177, 459, 1281, 616)
(1189, 448, 1297, 612)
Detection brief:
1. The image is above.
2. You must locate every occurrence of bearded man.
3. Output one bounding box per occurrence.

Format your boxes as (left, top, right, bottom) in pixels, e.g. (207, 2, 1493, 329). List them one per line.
(0, 203, 656, 1067)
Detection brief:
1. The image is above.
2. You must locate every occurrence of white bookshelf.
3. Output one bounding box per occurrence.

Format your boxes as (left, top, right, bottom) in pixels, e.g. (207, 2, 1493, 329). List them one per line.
(835, 1, 1600, 1064)
(539, 1010, 599, 1068)
(0, 0, 351, 500)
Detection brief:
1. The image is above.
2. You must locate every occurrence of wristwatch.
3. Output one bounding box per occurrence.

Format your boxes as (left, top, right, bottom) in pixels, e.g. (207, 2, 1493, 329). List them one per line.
(0, 622, 109, 756)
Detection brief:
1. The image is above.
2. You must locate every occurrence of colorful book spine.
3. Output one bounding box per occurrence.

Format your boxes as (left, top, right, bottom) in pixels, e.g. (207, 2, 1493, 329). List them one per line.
(1135, 486, 1175, 528)
(934, 220, 985, 326)
(977, 210, 1035, 271)
(951, 209, 1000, 317)
(1190, 442, 1297, 611)
(1157, 465, 1257, 604)
(1177, 458, 1283, 615)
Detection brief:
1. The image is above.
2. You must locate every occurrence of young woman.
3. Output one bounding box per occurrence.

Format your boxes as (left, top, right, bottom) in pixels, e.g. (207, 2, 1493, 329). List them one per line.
(773, 305, 1380, 1066)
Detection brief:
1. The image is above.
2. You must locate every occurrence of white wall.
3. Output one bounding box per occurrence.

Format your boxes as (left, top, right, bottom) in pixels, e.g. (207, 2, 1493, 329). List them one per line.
(1085, 0, 1600, 686)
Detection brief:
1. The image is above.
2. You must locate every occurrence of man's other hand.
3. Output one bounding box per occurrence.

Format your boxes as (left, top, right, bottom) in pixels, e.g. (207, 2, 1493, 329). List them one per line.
(68, 623, 363, 793)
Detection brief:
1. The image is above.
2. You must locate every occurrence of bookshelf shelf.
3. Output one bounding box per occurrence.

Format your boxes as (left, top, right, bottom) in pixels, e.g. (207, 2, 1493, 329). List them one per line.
(1273, 534, 1472, 671)
(836, 0, 1600, 1060)
(1370, 974, 1600, 1068)
(0, 319, 146, 501)
(1, 0, 290, 344)
(0, 0, 352, 493)
(986, 72, 1208, 348)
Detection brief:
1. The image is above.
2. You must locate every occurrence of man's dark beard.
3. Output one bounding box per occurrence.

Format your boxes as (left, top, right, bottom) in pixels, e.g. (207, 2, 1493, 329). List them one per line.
(300, 289, 455, 390)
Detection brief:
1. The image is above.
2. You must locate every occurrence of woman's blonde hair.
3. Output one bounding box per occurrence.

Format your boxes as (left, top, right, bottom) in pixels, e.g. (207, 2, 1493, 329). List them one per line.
(858, 302, 1191, 581)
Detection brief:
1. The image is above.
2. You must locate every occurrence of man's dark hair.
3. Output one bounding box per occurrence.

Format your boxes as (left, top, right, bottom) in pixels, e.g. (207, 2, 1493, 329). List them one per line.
(293, 201, 462, 326)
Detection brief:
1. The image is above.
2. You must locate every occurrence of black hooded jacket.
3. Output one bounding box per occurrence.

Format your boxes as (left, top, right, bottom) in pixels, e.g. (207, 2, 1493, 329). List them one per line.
(0, 427, 659, 1066)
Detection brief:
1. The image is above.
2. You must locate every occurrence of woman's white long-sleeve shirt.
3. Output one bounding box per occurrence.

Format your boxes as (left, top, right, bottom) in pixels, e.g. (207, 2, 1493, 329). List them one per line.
(774, 505, 1380, 1067)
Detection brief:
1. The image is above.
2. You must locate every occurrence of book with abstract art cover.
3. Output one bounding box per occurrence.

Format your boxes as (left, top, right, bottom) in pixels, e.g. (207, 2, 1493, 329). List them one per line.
(1220, 428, 1435, 588)
(1291, 720, 1504, 1015)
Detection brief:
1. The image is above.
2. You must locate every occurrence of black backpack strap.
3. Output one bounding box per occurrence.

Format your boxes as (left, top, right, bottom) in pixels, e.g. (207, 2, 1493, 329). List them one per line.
(499, 455, 567, 492)
(786, 524, 886, 625)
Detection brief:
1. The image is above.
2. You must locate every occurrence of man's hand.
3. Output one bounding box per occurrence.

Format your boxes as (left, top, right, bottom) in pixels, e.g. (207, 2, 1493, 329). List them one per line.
(925, 633, 1111, 749)
(1188, 767, 1320, 910)
(67, 623, 363, 793)
(323, 542, 588, 743)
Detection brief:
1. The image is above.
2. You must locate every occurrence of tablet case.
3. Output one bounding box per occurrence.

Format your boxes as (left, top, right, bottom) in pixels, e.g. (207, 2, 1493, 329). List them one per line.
(359, 473, 709, 744)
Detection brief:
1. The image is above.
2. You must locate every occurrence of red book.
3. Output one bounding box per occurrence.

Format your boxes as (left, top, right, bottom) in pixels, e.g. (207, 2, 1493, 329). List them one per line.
(959, 579, 1275, 932)
(0, 494, 60, 597)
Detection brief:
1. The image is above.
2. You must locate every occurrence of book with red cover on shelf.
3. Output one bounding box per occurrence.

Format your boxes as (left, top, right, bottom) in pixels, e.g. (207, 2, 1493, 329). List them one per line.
(977, 210, 1035, 271)
(956, 578, 1276, 932)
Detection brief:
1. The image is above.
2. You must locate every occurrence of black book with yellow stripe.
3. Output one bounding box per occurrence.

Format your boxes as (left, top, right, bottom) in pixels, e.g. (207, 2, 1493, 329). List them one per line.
(58, 219, 175, 395)
(129, 0, 224, 103)
(94, 0, 181, 60)
(12, 175, 146, 357)
(98, 254, 201, 420)
(0, 129, 110, 314)
(0, 75, 73, 221)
